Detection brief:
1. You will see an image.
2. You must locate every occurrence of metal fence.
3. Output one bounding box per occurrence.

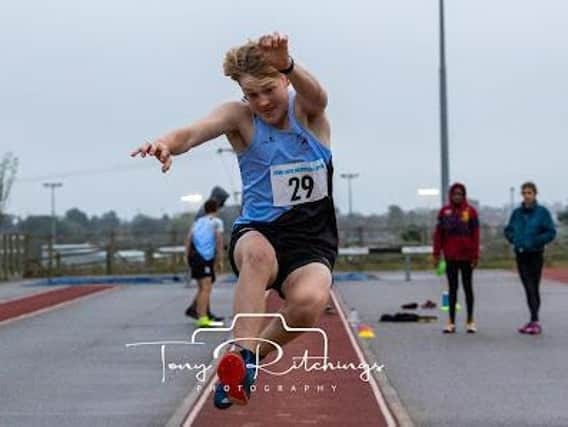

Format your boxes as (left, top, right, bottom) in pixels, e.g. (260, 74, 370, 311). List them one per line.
(19, 231, 188, 278)
(0, 234, 27, 280)
(3, 224, 567, 280)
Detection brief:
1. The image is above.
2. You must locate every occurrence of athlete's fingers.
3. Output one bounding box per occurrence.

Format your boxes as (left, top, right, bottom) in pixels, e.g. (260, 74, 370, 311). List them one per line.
(130, 147, 143, 157)
(159, 147, 170, 163)
(149, 142, 161, 156)
(143, 140, 155, 157)
(278, 33, 287, 48)
(259, 35, 271, 49)
(161, 156, 172, 173)
(259, 37, 267, 49)
(142, 142, 152, 155)
(131, 142, 151, 158)
(273, 31, 281, 44)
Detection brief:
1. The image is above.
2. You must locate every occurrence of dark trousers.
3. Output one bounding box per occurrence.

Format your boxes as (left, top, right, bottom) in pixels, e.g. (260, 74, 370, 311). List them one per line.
(516, 251, 544, 322)
(446, 260, 474, 323)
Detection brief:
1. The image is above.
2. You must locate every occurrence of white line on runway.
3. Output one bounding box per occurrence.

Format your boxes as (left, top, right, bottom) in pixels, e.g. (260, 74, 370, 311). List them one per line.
(330, 289, 397, 427)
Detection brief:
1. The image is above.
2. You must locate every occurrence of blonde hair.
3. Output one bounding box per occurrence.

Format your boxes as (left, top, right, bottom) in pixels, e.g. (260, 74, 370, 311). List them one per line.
(223, 41, 280, 82)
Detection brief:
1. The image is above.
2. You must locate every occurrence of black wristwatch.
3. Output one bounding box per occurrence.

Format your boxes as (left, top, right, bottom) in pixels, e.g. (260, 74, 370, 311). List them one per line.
(279, 56, 295, 75)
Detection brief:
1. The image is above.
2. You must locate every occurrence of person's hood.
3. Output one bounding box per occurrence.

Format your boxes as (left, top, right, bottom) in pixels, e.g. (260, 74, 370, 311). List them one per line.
(448, 182, 468, 208)
(208, 186, 230, 207)
(194, 186, 230, 220)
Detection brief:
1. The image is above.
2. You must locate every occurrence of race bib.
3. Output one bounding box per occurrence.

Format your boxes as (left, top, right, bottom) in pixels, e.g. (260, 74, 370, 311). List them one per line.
(270, 159, 328, 207)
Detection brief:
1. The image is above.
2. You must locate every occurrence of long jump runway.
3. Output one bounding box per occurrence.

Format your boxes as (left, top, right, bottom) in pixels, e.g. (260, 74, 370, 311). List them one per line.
(3, 269, 568, 426)
(184, 290, 397, 427)
(0, 279, 401, 427)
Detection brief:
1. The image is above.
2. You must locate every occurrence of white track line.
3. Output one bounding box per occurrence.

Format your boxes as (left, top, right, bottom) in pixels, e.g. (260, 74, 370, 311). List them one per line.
(330, 290, 397, 427)
(182, 366, 219, 426)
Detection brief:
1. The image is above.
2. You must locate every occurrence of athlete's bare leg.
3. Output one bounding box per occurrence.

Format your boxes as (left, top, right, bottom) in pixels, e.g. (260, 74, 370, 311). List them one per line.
(256, 263, 332, 358)
(195, 277, 213, 318)
(232, 231, 279, 352)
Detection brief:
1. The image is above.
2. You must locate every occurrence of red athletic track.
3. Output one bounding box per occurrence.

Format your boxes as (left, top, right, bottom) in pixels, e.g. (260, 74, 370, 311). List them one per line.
(189, 291, 394, 427)
(0, 285, 114, 322)
(543, 268, 568, 284)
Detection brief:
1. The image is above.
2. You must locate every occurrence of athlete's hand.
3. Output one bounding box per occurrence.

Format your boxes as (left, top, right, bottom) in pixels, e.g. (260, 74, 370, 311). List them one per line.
(258, 32, 291, 71)
(471, 259, 479, 269)
(130, 137, 173, 173)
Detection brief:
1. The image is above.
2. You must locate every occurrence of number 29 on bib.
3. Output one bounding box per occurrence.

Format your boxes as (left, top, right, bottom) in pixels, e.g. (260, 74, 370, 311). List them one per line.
(270, 159, 329, 207)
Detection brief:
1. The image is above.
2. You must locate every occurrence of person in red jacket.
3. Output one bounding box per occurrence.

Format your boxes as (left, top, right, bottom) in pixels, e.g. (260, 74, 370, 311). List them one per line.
(433, 183, 480, 334)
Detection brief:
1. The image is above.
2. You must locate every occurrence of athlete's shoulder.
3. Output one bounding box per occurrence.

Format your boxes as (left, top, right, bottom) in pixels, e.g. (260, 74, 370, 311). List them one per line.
(211, 216, 224, 226)
(220, 101, 254, 152)
(213, 100, 251, 122)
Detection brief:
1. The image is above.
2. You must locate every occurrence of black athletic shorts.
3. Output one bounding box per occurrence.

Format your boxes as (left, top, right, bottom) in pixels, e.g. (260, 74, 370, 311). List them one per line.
(188, 246, 216, 283)
(228, 198, 338, 299)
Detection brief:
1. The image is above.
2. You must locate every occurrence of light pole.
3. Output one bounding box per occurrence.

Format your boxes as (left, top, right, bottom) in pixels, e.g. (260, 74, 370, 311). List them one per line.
(43, 182, 63, 247)
(43, 182, 62, 275)
(439, 0, 450, 207)
(340, 173, 359, 216)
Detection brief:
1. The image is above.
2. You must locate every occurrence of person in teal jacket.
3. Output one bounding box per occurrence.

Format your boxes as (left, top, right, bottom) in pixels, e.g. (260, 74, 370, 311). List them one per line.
(504, 182, 556, 335)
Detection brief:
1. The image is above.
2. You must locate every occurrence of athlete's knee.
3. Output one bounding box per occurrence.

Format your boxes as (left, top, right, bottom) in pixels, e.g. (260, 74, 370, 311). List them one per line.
(198, 284, 213, 294)
(288, 292, 329, 324)
(287, 304, 321, 327)
(236, 238, 276, 274)
(308, 288, 330, 309)
(243, 247, 273, 266)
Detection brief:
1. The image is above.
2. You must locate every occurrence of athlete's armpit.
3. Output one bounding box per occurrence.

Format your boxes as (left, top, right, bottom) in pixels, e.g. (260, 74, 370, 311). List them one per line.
(293, 98, 331, 147)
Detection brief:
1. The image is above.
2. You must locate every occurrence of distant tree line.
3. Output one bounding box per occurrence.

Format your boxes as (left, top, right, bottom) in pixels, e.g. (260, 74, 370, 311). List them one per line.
(0, 203, 566, 248)
(0, 208, 194, 245)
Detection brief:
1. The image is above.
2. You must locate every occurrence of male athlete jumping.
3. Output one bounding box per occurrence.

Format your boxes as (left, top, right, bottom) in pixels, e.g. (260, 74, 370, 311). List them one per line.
(131, 32, 338, 409)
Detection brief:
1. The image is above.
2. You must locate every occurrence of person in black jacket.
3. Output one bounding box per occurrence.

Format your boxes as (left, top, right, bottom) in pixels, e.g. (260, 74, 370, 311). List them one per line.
(504, 182, 556, 335)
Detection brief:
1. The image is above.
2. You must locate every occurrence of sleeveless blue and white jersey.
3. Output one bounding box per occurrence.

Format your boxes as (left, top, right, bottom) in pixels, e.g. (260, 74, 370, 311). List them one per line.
(235, 91, 334, 226)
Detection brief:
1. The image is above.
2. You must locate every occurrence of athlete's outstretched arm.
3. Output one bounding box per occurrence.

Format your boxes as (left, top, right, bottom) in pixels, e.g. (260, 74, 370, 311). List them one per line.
(130, 102, 243, 172)
(259, 33, 328, 116)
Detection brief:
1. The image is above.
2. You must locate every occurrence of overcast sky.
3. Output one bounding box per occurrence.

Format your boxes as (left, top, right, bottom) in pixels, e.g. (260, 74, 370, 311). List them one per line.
(2, 0, 567, 219)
